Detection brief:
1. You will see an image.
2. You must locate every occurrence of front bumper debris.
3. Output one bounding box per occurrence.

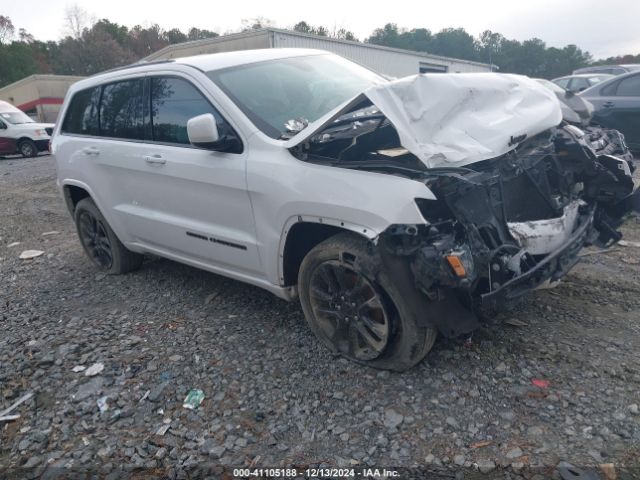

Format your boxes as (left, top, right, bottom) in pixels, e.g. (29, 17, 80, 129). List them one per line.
(480, 205, 593, 310)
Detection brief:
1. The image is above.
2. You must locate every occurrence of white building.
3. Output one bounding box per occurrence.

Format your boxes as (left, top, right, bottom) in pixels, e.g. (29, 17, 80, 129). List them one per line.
(144, 28, 491, 77)
(0, 75, 85, 123)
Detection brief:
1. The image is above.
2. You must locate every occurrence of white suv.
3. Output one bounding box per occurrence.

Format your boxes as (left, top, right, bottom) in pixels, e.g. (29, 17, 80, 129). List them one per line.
(53, 49, 637, 370)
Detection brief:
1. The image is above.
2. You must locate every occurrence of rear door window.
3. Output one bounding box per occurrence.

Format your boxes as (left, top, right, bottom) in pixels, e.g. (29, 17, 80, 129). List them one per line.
(62, 87, 101, 135)
(615, 74, 640, 96)
(600, 80, 619, 96)
(99, 79, 145, 140)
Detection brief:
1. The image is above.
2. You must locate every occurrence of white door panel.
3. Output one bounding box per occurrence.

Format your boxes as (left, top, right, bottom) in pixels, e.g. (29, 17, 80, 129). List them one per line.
(108, 144, 261, 274)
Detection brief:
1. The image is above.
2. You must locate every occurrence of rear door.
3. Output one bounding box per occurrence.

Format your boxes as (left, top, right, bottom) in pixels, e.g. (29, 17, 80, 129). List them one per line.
(591, 74, 640, 150)
(607, 74, 640, 150)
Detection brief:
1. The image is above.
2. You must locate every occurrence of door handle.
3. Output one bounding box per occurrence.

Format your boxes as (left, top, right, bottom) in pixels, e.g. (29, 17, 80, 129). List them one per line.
(603, 101, 615, 108)
(144, 154, 166, 165)
(82, 147, 100, 156)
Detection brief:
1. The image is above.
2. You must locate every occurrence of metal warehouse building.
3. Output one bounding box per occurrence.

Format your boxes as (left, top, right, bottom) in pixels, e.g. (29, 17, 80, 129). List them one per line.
(144, 28, 491, 77)
(0, 75, 84, 123)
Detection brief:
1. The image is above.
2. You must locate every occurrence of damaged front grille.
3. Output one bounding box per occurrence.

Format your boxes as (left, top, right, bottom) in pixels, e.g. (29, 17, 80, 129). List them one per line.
(382, 124, 636, 317)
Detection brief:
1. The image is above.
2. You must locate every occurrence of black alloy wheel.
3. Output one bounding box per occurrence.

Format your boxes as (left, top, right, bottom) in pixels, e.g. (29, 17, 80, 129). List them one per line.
(308, 260, 390, 361)
(77, 210, 113, 269)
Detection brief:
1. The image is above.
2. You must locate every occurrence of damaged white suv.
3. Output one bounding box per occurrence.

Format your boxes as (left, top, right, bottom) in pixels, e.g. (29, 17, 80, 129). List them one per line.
(53, 49, 638, 370)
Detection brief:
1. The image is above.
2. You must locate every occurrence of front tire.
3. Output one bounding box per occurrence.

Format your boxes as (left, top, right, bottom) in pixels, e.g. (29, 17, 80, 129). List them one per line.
(18, 139, 38, 158)
(298, 232, 437, 371)
(74, 198, 143, 274)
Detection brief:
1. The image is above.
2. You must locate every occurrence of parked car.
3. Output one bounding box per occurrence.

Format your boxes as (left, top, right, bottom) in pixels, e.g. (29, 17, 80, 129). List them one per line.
(552, 73, 614, 93)
(0, 100, 54, 157)
(52, 49, 638, 370)
(573, 64, 640, 76)
(535, 78, 633, 162)
(580, 71, 640, 152)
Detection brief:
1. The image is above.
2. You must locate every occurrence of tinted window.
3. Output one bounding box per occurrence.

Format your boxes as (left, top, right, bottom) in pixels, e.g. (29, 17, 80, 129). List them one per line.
(600, 80, 619, 96)
(616, 74, 640, 96)
(99, 79, 145, 139)
(151, 77, 223, 145)
(62, 87, 100, 135)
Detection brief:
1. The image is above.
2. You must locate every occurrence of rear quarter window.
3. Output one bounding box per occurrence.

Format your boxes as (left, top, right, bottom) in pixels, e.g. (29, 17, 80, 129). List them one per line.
(61, 87, 101, 135)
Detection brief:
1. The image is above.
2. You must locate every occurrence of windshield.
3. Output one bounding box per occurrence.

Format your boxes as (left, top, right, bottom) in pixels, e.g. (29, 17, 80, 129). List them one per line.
(0, 111, 35, 125)
(207, 54, 385, 139)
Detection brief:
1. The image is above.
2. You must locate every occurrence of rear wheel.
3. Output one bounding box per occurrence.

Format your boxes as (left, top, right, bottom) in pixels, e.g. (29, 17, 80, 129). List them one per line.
(18, 139, 38, 158)
(74, 198, 143, 274)
(298, 232, 437, 371)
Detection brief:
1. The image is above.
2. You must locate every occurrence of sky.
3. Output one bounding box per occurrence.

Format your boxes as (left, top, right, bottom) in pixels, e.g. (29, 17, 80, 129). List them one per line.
(3, 0, 639, 59)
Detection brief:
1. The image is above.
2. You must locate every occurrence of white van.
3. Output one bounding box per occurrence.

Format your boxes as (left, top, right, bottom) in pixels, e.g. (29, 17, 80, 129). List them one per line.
(0, 100, 54, 157)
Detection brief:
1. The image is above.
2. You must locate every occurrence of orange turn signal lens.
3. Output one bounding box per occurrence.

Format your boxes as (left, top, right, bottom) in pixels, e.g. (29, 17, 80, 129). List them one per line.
(445, 255, 466, 277)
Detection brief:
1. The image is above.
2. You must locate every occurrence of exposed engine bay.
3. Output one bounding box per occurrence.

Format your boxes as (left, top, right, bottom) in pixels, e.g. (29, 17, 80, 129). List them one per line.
(289, 95, 638, 337)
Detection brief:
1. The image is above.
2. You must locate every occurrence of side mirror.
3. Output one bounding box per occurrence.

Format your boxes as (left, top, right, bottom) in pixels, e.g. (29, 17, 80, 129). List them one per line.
(565, 90, 575, 98)
(187, 114, 219, 148)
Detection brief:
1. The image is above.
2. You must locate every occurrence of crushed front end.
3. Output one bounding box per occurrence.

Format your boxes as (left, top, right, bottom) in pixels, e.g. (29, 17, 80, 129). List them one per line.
(380, 125, 638, 328)
(288, 74, 638, 337)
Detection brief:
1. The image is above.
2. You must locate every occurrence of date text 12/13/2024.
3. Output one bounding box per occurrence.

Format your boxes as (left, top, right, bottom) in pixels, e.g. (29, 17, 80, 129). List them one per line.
(233, 468, 400, 478)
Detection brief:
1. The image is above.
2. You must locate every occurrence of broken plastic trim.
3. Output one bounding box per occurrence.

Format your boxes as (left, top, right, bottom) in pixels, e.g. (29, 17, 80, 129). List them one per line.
(373, 125, 636, 334)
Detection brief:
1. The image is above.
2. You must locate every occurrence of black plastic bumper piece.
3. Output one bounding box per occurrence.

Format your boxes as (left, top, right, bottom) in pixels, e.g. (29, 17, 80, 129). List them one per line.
(35, 139, 50, 152)
(480, 208, 595, 310)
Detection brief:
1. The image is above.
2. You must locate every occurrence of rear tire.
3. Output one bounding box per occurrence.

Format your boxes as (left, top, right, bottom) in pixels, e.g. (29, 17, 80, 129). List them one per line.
(18, 139, 38, 158)
(74, 197, 143, 274)
(298, 232, 437, 371)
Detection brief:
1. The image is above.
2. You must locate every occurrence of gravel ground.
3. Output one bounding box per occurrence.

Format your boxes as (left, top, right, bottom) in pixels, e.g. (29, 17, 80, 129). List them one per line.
(1, 155, 639, 479)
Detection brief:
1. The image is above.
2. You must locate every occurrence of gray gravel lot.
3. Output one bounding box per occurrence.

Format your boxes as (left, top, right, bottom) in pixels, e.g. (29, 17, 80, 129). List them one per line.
(1, 155, 639, 478)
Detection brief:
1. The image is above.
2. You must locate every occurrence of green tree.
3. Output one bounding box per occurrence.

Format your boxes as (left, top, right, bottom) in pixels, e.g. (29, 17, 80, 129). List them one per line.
(367, 24, 405, 49)
(0, 42, 41, 86)
(430, 28, 479, 61)
(186, 27, 218, 41)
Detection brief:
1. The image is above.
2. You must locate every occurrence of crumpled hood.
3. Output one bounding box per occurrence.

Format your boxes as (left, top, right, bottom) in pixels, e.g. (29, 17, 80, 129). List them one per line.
(288, 73, 563, 168)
